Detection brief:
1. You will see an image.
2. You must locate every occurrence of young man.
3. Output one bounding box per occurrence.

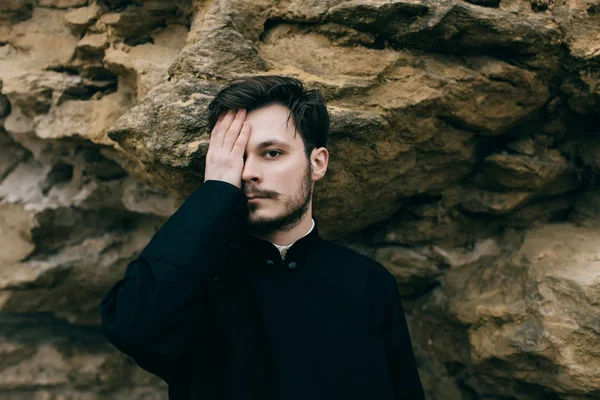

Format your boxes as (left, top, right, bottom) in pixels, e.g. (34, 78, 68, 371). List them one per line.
(100, 76, 425, 399)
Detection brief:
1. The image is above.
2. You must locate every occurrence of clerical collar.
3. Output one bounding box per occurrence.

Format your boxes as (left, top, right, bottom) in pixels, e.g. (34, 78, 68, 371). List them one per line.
(271, 218, 315, 259)
(250, 218, 315, 259)
(237, 217, 321, 269)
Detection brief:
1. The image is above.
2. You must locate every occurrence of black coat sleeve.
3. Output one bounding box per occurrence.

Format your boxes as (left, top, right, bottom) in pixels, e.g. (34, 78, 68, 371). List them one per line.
(99, 180, 247, 383)
(381, 273, 426, 399)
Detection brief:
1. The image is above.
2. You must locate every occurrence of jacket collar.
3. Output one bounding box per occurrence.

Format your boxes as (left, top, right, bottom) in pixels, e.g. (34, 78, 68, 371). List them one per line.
(235, 217, 322, 269)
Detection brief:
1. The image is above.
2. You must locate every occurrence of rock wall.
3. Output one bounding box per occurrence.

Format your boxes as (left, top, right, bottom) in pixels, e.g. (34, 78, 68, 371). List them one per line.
(0, 0, 599, 398)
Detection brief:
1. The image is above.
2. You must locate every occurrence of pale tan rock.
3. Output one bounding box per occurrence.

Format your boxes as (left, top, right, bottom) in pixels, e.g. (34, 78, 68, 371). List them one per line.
(0, 217, 159, 324)
(121, 177, 180, 217)
(64, 2, 104, 31)
(76, 32, 109, 58)
(414, 223, 600, 397)
(33, 90, 132, 145)
(0, 160, 46, 205)
(0, 202, 34, 264)
(0, 8, 78, 75)
(442, 186, 532, 215)
(103, 25, 187, 99)
(374, 246, 440, 296)
(479, 151, 571, 190)
(95, 6, 169, 45)
(0, 336, 166, 398)
(0, 345, 70, 389)
(107, 77, 221, 195)
(0, 341, 34, 368)
(446, 57, 551, 135)
(2, 71, 71, 117)
(0, 24, 12, 44)
(0, 128, 28, 179)
(431, 238, 501, 268)
(39, 0, 87, 9)
(168, 12, 269, 79)
(2, 0, 600, 398)
(258, 24, 398, 79)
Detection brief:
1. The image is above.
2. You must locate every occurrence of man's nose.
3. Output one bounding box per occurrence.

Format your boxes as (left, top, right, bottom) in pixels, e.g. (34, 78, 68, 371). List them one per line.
(242, 156, 261, 183)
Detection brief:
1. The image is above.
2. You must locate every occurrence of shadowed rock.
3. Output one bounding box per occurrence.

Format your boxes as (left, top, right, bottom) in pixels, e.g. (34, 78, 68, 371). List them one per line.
(1, 0, 600, 398)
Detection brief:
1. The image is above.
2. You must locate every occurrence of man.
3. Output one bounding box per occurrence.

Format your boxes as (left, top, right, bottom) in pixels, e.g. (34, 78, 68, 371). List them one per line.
(100, 75, 425, 399)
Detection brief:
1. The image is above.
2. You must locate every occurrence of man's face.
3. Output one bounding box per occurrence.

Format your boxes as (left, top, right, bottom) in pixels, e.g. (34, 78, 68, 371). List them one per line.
(240, 103, 314, 234)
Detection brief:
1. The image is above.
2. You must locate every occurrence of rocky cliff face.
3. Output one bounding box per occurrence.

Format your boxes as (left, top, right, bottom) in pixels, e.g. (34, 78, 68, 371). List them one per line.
(0, 0, 599, 398)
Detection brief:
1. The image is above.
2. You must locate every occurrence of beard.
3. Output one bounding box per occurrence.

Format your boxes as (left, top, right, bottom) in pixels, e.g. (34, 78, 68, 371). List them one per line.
(245, 161, 313, 236)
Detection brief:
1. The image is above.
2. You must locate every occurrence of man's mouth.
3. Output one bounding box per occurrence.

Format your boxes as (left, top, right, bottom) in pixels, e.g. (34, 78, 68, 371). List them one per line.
(248, 197, 268, 203)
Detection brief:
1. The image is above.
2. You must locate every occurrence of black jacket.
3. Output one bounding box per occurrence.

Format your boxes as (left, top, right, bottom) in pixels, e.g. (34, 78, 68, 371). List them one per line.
(100, 180, 425, 399)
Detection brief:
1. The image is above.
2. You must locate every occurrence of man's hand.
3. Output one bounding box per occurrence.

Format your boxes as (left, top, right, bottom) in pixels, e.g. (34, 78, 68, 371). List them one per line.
(204, 108, 250, 190)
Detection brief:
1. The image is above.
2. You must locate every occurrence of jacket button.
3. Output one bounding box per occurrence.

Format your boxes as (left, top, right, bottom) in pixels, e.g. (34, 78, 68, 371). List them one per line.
(288, 262, 297, 269)
(266, 260, 274, 266)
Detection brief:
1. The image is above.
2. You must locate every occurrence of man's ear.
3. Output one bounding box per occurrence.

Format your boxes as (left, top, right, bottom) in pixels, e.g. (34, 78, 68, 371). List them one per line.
(311, 147, 329, 182)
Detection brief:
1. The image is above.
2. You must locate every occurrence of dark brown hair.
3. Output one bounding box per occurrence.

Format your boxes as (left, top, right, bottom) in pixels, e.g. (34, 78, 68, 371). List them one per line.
(206, 75, 329, 158)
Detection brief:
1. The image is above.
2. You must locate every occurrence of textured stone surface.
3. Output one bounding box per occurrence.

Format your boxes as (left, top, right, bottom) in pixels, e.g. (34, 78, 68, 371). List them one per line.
(410, 224, 600, 398)
(1, 0, 600, 398)
(0, 314, 167, 398)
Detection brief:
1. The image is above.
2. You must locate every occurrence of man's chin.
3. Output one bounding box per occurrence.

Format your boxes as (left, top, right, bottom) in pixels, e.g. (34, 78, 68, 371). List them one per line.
(246, 212, 288, 229)
(247, 215, 275, 227)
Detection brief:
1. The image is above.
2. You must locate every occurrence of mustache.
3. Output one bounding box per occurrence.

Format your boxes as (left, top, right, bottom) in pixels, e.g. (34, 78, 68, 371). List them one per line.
(244, 191, 274, 198)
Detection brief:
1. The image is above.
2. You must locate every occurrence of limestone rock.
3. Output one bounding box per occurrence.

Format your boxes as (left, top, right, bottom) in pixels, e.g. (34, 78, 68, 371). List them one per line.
(39, 0, 88, 8)
(104, 25, 187, 99)
(121, 177, 180, 217)
(76, 32, 109, 59)
(112, 9, 554, 237)
(167, 15, 269, 79)
(0, 315, 166, 398)
(64, 2, 105, 34)
(326, 1, 563, 56)
(0, 216, 162, 324)
(478, 150, 571, 190)
(374, 246, 441, 297)
(1, 0, 600, 398)
(94, 1, 191, 46)
(506, 138, 537, 156)
(0, 8, 79, 75)
(107, 77, 221, 194)
(0, 0, 34, 22)
(0, 202, 35, 264)
(35, 92, 132, 145)
(0, 128, 28, 181)
(570, 188, 600, 227)
(444, 186, 532, 215)
(413, 224, 600, 397)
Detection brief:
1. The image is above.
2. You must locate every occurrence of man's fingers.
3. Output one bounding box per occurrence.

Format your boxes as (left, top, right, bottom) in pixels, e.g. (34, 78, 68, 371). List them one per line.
(223, 108, 246, 150)
(216, 112, 225, 128)
(232, 121, 250, 157)
(204, 108, 249, 189)
(214, 109, 237, 148)
(209, 111, 227, 150)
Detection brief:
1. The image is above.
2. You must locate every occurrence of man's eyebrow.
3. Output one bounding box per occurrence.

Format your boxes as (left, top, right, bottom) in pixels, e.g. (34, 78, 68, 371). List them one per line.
(256, 140, 291, 149)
